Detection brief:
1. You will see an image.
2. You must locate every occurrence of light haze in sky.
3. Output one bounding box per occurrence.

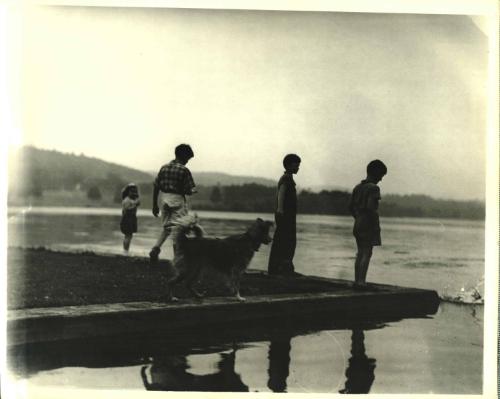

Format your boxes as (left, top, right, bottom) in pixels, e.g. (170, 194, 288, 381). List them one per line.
(9, 6, 489, 200)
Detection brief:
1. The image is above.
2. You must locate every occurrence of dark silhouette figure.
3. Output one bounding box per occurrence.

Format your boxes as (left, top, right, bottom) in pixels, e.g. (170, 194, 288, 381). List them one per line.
(348, 159, 387, 288)
(339, 329, 376, 394)
(268, 154, 301, 275)
(141, 349, 248, 392)
(267, 335, 292, 392)
(149, 143, 197, 263)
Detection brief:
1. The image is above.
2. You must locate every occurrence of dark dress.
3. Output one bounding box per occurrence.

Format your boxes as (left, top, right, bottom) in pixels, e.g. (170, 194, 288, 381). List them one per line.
(120, 199, 138, 235)
(268, 173, 297, 275)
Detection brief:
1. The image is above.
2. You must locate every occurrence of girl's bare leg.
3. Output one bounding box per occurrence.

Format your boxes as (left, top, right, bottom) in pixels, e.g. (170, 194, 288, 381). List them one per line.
(123, 234, 132, 251)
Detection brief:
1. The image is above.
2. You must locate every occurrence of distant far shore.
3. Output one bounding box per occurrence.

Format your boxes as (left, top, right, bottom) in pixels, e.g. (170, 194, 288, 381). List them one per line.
(10, 146, 485, 220)
(8, 186, 485, 221)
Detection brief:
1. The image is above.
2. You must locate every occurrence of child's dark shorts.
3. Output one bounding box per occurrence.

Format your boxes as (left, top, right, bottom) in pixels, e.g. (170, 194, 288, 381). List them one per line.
(355, 234, 381, 248)
(353, 213, 381, 247)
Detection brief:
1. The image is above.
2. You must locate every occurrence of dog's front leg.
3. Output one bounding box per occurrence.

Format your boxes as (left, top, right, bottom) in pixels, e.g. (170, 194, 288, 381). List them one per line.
(165, 262, 185, 302)
(164, 275, 180, 302)
(235, 291, 245, 302)
(232, 270, 245, 302)
(185, 266, 204, 299)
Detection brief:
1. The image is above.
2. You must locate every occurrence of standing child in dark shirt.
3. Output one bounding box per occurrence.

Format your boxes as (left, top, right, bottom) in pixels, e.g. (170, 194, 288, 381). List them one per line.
(120, 183, 140, 253)
(348, 160, 387, 288)
(268, 154, 301, 276)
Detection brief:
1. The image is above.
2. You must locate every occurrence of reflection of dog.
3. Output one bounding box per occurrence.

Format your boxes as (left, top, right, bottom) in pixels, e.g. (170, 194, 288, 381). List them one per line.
(141, 350, 249, 392)
(166, 215, 273, 302)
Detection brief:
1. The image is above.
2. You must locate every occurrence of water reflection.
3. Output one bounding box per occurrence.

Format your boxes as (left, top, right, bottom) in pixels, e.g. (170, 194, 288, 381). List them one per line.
(141, 349, 248, 392)
(267, 334, 292, 392)
(339, 329, 376, 394)
(139, 327, 377, 392)
(9, 317, 389, 392)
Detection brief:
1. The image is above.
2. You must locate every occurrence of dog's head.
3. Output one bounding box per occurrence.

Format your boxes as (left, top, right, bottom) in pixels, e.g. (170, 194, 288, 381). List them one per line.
(246, 218, 273, 250)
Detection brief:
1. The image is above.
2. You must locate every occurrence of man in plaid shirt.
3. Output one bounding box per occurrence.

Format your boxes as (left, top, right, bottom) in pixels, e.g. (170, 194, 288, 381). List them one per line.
(149, 144, 197, 263)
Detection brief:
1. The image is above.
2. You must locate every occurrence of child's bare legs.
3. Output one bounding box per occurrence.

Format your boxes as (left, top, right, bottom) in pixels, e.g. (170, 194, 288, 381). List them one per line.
(149, 227, 170, 263)
(150, 204, 186, 262)
(154, 227, 171, 248)
(359, 246, 372, 283)
(123, 234, 133, 252)
(355, 242, 373, 285)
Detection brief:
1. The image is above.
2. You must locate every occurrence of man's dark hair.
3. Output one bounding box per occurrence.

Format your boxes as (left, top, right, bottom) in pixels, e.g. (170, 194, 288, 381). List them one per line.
(175, 144, 194, 159)
(283, 153, 301, 169)
(367, 159, 387, 177)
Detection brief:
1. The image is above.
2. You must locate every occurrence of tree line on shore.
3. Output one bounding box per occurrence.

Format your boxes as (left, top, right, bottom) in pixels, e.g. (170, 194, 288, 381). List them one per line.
(191, 184, 484, 220)
(9, 147, 484, 220)
(11, 176, 484, 220)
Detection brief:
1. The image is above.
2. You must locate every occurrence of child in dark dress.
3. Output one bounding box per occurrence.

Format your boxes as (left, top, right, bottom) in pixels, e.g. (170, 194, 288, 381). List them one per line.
(120, 183, 140, 252)
(348, 160, 387, 288)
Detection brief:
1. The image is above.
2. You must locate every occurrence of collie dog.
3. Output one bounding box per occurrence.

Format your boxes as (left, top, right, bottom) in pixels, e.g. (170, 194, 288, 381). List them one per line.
(165, 215, 273, 302)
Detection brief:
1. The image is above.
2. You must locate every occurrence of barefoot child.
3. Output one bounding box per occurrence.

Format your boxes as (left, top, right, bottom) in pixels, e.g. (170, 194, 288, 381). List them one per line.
(348, 160, 387, 288)
(120, 183, 140, 252)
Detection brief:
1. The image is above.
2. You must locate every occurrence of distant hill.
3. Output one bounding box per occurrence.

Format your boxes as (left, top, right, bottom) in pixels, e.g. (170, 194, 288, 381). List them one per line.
(300, 184, 349, 192)
(9, 146, 276, 191)
(7, 146, 484, 220)
(7, 147, 276, 204)
(9, 146, 154, 191)
(147, 170, 275, 187)
(191, 171, 275, 187)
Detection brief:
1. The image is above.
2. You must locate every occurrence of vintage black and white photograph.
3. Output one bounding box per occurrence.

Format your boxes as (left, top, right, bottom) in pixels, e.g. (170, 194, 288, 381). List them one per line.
(3, 0, 498, 397)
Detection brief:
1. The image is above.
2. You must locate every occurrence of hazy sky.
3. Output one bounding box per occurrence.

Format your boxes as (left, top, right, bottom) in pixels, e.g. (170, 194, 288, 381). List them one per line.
(8, 5, 489, 199)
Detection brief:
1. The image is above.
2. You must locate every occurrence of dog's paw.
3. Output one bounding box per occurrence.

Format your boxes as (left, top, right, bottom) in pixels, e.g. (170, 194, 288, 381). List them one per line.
(236, 296, 246, 302)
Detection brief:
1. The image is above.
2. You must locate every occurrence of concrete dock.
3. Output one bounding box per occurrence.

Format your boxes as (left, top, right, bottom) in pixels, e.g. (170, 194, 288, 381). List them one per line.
(8, 275, 440, 346)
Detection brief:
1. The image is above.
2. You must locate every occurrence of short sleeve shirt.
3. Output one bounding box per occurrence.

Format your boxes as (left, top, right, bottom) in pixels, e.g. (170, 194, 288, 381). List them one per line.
(349, 180, 381, 215)
(349, 180, 382, 243)
(154, 160, 196, 195)
(276, 173, 297, 215)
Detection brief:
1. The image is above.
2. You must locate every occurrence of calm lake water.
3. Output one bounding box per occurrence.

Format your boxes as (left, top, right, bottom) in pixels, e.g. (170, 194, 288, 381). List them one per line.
(7, 206, 485, 393)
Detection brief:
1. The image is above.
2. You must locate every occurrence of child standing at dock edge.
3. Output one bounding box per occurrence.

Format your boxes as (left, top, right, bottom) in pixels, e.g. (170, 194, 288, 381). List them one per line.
(268, 153, 301, 276)
(348, 160, 387, 289)
(120, 183, 140, 253)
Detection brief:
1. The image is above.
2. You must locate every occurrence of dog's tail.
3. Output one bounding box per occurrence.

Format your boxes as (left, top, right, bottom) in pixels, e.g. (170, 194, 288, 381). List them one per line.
(170, 214, 205, 247)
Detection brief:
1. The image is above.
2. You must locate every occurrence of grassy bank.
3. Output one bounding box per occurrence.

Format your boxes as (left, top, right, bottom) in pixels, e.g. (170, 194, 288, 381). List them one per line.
(7, 248, 337, 310)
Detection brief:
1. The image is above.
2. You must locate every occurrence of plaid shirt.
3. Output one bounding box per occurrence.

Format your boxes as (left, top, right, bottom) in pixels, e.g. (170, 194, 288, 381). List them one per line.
(154, 160, 196, 195)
